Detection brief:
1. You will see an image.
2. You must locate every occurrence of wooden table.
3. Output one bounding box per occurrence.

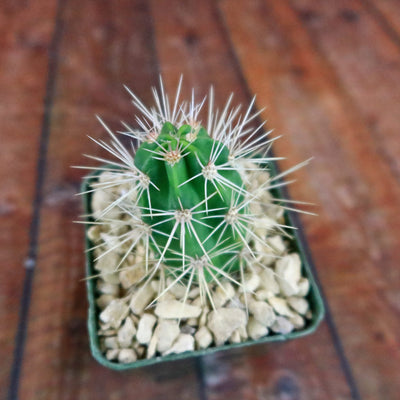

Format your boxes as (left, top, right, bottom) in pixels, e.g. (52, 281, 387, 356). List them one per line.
(2, 1, 400, 399)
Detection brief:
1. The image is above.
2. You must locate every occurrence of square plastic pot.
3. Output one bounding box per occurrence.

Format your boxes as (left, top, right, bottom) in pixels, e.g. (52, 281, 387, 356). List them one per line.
(82, 164, 325, 370)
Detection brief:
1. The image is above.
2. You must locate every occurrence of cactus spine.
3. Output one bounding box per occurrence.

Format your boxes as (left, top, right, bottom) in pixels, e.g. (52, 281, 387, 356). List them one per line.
(84, 78, 308, 307)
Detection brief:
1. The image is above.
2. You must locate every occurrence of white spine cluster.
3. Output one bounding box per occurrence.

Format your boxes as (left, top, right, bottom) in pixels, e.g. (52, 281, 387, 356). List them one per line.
(77, 77, 314, 308)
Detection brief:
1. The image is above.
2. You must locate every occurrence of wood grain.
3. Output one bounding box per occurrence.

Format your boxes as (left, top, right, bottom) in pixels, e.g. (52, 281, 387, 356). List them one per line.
(17, 1, 201, 399)
(219, 0, 400, 399)
(150, 0, 353, 399)
(363, 0, 400, 42)
(201, 326, 353, 400)
(4, 0, 400, 398)
(291, 0, 400, 182)
(0, 1, 58, 398)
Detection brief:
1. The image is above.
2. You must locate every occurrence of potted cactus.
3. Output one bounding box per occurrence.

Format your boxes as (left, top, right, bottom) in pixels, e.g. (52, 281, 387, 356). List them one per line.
(80, 78, 324, 369)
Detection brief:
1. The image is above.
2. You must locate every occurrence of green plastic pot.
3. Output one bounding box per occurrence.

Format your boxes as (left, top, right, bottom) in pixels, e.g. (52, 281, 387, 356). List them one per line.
(82, 163, 325, 371)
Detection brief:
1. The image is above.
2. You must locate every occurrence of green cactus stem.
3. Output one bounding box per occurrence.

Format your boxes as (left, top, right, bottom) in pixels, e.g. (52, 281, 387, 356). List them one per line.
(134, 120, 246, 281)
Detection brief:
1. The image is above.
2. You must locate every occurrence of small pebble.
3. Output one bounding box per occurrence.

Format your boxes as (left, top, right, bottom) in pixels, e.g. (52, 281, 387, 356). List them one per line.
(268, 296, 296, 318)
(208, 308, 247, 346)
(258, 268, 280, 295)
(136, 314, 157, 345)
(267, 236, 286, 254)
(289, 313, 305, 329)
(94, 252, 120, 284)
(163, 334, 195, 356)
(87, 225, 102, 243)
(288, 296, 309, 315)
(199, 307, 209, 327)
(247, 317, 268, 340)
(119, 264, 146, 289)
(271, 316, 294, 335)
(155, 320, 180, 353)
(130, 284, 155, 315)
(195, 326, 213, 349)
(106, 349, 120, 361)
(229, 329, 241, 344)
(252, 216, 277, 238)
(146, 331, 158, 359)
(277, 278, 298, 297)
(96, 294, 115, 310)
(155, 300, 201, 319)
(97, 281, 120, 297)
(118, 348, 137, 364)
(237, 324, 248, 341)
(100, 299, 129, 329)
(91, 189, 120, 219)
(104, 336, 119, 350)
(297, 278, 310, 297)
(188, 287, 201, 299)
(166, 278, 187, 299)
(213, 281, 235, 308)
(118, 316, 136, 348)
(242, 273, 260, 293)
(275, 254, 302, 296)
(255, 290, 271, 301)
(248, 300, 276, 327)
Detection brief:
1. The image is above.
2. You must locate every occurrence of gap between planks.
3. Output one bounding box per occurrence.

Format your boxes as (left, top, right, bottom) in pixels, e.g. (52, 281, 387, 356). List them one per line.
(7, 0, 66, 399)
(361, 0, 400, 49)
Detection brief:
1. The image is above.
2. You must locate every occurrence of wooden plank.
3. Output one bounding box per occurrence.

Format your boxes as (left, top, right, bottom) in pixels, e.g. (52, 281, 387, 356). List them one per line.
(0, 1, 58, 398)
(363, 0, 400, 40)
(291, 0, 400, 181)
(18, 1, 202, 399)
(150, 0, 354, 399)
(202, 326, 353, 400)
(219, 0, 400, 399)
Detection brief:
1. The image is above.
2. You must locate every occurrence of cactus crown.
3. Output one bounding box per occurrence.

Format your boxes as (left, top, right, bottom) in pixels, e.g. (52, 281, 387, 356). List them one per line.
(83, 78, 308, 307)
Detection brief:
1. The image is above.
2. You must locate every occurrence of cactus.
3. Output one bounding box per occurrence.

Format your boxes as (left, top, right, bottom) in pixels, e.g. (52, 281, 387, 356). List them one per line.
(82, 78, 309, 307)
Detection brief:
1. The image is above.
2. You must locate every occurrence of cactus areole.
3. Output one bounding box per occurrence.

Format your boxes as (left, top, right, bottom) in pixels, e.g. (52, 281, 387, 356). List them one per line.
(135, 121, 246, 281)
